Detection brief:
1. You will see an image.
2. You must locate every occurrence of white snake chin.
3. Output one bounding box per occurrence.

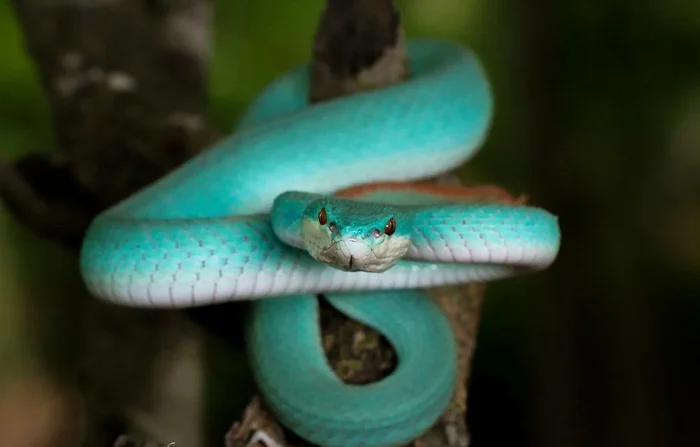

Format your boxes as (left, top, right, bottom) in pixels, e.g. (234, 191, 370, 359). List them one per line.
(320, 239, 395, 273)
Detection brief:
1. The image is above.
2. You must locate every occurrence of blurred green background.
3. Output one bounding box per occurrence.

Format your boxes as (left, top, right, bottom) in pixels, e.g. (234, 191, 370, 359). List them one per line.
(1, 0, 699, 446)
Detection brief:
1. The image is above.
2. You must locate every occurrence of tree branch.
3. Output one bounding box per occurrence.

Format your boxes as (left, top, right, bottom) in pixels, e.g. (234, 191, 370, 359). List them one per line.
(5, 0, 218, 237)
(5, 1, 217, 446)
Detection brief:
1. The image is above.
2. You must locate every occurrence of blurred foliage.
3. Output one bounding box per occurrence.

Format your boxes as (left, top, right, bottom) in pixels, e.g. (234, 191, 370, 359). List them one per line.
(1, 0, 699, 447)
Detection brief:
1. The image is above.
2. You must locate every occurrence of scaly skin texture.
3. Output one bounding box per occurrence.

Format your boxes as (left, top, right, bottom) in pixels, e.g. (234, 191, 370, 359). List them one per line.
(79, 40, 561, 446)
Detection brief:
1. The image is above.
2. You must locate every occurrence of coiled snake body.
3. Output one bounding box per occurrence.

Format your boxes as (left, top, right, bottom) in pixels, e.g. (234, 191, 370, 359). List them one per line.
(80, 40, 561, 447)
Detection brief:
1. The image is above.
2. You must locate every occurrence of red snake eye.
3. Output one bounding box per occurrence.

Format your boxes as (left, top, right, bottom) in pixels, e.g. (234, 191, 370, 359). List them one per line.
(384, 217, 396, 236)
(318, 208, 327, 225)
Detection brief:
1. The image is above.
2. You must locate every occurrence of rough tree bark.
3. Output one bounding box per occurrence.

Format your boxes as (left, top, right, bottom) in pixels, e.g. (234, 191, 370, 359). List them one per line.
(1, 1, 517, 446)
(3, 1, 218, 446)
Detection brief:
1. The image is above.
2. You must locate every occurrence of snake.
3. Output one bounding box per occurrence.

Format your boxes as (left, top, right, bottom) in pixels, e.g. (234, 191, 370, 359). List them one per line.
(79, 39, 561, 447)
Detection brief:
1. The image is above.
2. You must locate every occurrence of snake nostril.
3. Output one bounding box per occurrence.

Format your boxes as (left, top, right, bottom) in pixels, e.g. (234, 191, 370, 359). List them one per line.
(371, 229, 381, 239)
(328, 222, 337, 232)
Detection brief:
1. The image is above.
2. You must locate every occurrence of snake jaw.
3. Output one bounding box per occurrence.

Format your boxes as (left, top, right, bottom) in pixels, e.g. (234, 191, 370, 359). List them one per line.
(321, 238, 388, 272)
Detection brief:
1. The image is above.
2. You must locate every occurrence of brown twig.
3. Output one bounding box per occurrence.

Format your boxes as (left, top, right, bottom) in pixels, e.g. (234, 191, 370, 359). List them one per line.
(0, 153, 91, 248)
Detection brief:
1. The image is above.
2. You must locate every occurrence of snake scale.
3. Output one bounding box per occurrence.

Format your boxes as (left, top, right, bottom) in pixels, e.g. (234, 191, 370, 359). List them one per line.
(80, 40, 561, 447)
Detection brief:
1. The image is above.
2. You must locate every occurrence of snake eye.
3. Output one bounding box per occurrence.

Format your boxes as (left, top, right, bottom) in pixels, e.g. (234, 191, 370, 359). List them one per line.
(384, 217, 396, 236)
(318, 208, 327, 225)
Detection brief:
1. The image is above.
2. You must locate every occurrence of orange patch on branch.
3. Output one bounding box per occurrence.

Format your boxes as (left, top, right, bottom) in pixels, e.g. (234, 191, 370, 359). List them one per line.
(335, 182, 530, 205)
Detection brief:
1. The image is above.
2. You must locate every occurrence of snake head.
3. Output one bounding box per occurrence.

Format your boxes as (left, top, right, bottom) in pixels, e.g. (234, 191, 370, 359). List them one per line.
(301, 197, 411, 273)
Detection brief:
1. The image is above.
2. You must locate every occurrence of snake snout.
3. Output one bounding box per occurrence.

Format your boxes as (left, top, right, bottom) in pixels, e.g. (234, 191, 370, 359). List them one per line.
(320, 238, 378, 272)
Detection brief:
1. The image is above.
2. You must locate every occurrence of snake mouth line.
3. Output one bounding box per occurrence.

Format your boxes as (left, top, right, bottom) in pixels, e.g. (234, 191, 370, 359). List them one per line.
(320, 239, 384, 272)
